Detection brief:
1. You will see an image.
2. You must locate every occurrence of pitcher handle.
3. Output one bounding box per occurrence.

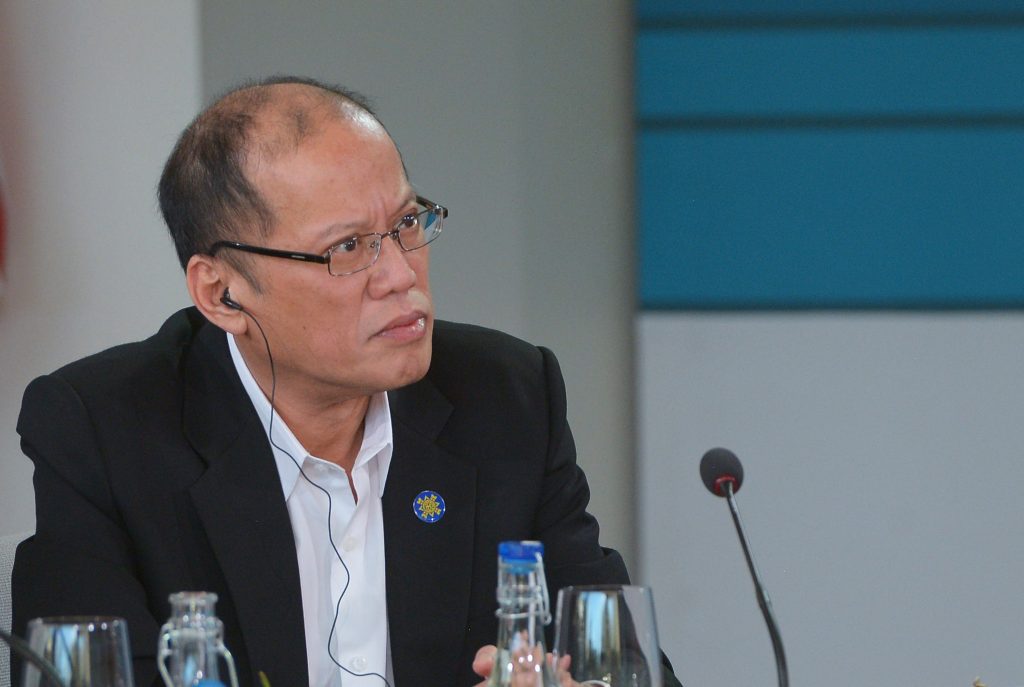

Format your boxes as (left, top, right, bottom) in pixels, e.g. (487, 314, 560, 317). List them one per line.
(214, 640, 239, 687)
(156, 626, 175, 687)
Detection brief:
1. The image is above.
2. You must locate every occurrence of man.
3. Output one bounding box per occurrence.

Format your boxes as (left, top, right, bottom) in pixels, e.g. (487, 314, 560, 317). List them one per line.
(13, 77, 671, 686)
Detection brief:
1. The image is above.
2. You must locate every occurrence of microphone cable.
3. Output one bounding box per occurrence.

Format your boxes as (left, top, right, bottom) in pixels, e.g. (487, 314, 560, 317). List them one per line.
(0, 627, 66, 686)
(239, 306, 391, 687)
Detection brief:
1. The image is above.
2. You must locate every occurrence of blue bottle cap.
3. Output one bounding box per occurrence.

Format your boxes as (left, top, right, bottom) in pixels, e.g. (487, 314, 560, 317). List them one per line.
(498, 540, 544, 563)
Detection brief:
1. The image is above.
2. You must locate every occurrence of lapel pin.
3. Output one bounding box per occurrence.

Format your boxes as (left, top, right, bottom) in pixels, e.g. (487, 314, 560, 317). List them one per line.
(413, 490, 445, 523)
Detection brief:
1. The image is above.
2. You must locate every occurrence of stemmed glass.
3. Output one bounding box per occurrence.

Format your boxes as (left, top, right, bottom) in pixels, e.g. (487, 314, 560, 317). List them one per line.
(21, 616, 134, 687)
(552, 585, 663, 687)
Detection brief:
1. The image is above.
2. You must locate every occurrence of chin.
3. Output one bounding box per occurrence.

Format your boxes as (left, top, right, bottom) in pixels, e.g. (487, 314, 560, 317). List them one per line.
(383, 338, 433, 391)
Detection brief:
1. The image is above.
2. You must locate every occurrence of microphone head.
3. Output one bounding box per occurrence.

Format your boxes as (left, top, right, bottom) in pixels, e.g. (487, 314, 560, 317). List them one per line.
(700, 447, 744, 497)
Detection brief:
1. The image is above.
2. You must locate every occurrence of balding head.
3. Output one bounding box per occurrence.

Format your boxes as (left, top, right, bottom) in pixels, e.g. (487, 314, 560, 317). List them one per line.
(158, 76, 387, 285)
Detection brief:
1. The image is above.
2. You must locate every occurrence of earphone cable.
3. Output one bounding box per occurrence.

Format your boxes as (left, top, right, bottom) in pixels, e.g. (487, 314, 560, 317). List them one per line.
(241, 309, 391, 686)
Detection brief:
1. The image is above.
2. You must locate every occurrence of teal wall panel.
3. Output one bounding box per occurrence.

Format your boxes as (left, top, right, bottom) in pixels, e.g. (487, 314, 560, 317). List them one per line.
(636, 5, 1024, 309)
(637, 0, 1024, 23)
(638, 28, 1024, 119)
(639, 128, 1024, 308)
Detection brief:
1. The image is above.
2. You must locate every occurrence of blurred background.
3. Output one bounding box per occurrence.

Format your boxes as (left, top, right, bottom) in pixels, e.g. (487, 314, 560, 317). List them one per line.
(2, 1, 1023, 685)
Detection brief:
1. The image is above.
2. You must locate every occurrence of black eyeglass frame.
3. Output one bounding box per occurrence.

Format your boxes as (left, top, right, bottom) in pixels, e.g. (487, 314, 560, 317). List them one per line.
(208, 195, 448, 276)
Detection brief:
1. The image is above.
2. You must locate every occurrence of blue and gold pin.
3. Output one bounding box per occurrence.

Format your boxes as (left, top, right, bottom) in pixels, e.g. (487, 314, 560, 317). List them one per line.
(413, 490, 446, 523)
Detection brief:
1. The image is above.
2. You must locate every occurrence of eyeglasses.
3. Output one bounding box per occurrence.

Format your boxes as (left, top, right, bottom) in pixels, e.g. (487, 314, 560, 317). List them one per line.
(209, 195, 447, 276)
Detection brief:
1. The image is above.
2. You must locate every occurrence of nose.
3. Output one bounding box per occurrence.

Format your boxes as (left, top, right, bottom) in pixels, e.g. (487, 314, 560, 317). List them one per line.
(367, 231, 418, 297)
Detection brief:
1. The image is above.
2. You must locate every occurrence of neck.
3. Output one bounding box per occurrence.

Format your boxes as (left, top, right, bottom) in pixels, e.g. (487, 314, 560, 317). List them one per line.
(236, 335, 372, 473)
(271, 393, 369, 473)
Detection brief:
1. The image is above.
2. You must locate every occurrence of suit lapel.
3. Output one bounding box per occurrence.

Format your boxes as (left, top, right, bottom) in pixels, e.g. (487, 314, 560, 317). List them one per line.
(182, 320, 308, 685)
(386, 380, 477, 687)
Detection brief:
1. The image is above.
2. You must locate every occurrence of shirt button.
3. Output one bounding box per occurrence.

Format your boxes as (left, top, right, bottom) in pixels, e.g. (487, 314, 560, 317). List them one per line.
(342, 536, 358, 552)
(351, 655, 368, 671)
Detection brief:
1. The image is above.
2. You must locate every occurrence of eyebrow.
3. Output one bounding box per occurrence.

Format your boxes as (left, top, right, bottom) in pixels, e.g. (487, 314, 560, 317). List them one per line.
(314, 191, 418, 246)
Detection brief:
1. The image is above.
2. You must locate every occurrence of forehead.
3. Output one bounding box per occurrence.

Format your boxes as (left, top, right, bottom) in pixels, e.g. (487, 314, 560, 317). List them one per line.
(247, 109, 411, 220)
(247, 86, 380, 157)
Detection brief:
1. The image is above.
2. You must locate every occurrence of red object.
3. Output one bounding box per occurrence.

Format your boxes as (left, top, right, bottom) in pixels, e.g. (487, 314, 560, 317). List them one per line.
(713, 474, 738, 496)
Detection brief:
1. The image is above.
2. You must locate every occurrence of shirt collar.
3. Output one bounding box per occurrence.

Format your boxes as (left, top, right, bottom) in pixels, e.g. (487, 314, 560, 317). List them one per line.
(227, 332, 393, 499)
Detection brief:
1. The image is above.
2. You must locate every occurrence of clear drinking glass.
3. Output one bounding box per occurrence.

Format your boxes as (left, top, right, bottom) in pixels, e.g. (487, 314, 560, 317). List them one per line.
(22, 616, 134, 687)
(552, 585, 663, 687)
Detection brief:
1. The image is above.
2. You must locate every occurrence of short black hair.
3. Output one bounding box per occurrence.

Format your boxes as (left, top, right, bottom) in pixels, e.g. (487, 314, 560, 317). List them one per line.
(157, 75, 378, 286)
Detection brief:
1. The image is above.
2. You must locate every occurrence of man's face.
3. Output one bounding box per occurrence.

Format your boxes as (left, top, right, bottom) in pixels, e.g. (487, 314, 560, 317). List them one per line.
(236, 111, 433, 402)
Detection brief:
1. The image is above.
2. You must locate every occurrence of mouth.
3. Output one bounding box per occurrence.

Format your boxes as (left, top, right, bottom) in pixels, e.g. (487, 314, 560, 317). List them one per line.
(374, 313, 428, 342)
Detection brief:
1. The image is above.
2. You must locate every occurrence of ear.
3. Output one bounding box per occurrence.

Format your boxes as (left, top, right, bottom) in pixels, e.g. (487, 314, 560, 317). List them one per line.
(186, 254, 248, 335)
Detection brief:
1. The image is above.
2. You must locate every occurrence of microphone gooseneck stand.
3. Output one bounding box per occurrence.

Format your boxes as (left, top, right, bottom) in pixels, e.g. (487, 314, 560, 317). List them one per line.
(0, 627, 68, 686)
(721, 480, 789, 687)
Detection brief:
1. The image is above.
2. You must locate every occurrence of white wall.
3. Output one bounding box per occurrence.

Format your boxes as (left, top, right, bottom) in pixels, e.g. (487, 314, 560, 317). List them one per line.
(0, 2, 201, 535)
(639, 312, 1024, 686)
(199, 1, 637, 565)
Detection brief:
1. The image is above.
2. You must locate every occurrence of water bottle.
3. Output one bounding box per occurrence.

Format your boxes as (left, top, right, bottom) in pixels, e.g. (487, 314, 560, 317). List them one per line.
(487, 540, 558, 687)
(157, 591, 239, 687)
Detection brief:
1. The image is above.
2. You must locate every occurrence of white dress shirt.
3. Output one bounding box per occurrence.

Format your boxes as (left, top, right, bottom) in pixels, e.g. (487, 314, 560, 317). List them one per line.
(229, 334, 394, 687)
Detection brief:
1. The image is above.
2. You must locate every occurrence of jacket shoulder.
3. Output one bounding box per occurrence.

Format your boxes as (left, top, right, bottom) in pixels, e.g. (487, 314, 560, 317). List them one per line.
(25, 307, 209, 408)
(429, 320, 548, 389)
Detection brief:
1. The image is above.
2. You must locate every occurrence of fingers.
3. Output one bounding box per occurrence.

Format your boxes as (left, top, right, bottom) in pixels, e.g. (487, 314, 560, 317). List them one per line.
(473, 644, 498, 681)
(552, 652, 578, 687)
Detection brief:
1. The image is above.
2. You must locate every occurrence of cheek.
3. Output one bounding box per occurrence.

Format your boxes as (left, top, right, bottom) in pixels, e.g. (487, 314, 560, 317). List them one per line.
(410, 253, 432, 290)
(277, 282, 367, 345)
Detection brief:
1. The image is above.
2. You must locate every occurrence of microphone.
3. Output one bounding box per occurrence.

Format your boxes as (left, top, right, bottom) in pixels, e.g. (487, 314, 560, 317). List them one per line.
(700, 446, 744, 497)
(700, 447, 788, 687)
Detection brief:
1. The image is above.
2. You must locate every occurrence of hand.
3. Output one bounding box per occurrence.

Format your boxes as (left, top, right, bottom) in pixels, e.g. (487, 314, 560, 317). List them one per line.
(473, 644, 579, 687)
(473, 645, 498, 686)
(551, 654, 576, 687)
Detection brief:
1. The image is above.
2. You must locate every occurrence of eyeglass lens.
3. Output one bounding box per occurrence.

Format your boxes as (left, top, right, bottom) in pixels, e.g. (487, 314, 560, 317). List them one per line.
(327, 205, 443, 275)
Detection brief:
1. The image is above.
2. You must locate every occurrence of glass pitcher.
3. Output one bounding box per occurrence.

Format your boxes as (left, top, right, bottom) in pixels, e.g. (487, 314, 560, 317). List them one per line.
(157, 591, 239, 687)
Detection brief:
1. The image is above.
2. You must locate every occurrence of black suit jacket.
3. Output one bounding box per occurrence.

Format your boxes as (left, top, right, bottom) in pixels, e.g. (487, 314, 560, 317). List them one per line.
(12, 308, 636, 687)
